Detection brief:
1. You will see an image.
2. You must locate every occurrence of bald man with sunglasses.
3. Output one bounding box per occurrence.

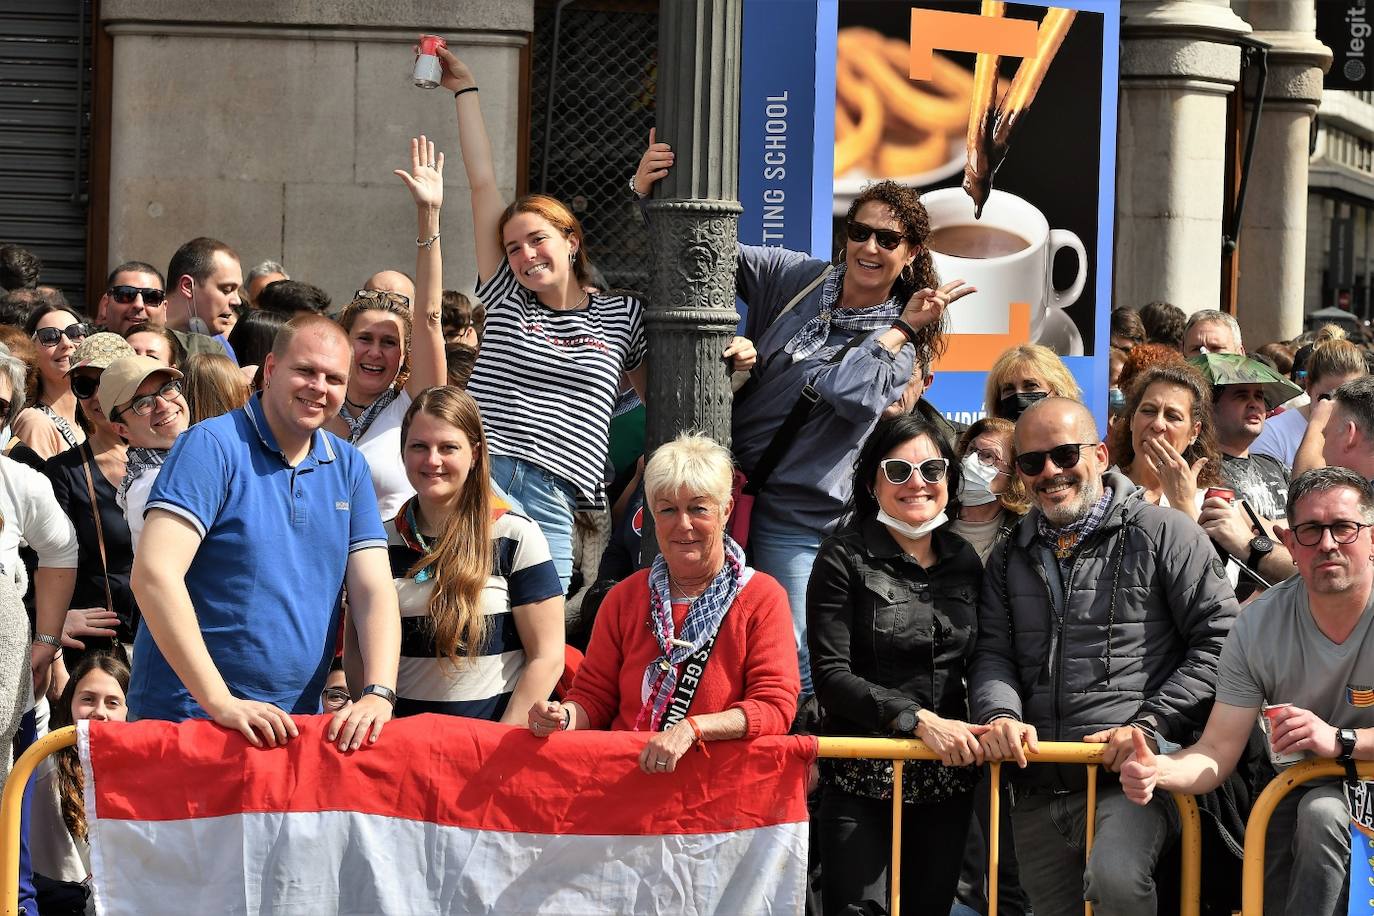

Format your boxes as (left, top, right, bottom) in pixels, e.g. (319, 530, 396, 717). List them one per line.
(969, 397, 1238, 916)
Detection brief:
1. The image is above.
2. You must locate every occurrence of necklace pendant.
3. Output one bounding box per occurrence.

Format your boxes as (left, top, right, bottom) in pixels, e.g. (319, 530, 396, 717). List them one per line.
(657, 658, 672, 672)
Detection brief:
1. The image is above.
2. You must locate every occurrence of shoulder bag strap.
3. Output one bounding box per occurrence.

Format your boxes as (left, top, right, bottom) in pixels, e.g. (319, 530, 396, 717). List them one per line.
(79, 443, 117, 624)
(742, 330, 872, 498)
(733, 265, 834, 402)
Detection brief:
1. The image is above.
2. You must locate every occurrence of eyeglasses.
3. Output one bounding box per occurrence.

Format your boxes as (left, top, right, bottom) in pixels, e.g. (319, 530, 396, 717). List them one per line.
(108, 285, 166, 306)
(846, 220, 907, 251)
(1014, 442, 1097, 476)
(973, 448, 1008, 470)
(880, 457, 948, 486)
(113, 379, 182, 422)
(352, 289, 411, 308)
(321, 687, 351, 709)
(34, 323, 89, 347)
(1291, 521, 1372, 547)
(70, 372, 100, 401)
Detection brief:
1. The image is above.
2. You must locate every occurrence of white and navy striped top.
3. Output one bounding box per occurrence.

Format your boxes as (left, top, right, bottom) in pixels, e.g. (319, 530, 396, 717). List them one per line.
(387, 508, 563, 721)
(468, 260, 646, 505)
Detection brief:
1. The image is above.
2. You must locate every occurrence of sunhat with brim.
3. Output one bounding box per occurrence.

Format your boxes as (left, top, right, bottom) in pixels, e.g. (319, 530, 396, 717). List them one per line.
(1187, 352, 1303, 409)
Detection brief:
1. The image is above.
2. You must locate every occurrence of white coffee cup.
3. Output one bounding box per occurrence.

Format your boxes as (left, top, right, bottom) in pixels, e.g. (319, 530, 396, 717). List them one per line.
(920, 188, 1086, 338)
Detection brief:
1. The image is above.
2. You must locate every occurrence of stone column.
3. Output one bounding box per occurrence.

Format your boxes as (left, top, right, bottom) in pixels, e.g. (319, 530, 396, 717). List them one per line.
(1115, 0, 1250, 313)
(1234, 2, 1331, 345)
(641, 0, 742, 461)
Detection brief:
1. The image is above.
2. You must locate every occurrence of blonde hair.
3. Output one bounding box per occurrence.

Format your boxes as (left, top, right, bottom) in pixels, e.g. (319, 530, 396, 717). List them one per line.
(184, 352, 249, 424)
(1307, 333, 1365, 387)
(983, 344, 1082, 414)
(400, 388, 493, 665)
(643, 432, 734, 513)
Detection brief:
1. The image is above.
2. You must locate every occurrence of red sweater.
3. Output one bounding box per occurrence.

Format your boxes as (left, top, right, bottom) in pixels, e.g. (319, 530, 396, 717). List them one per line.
(567, 569, 801, 737)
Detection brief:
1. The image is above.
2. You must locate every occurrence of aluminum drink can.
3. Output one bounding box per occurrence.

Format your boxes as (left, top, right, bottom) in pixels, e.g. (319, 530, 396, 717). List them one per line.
(1204, 486, 1236, 504)
(1261, 703, 1306, 767)
(414, 35, 447, 89)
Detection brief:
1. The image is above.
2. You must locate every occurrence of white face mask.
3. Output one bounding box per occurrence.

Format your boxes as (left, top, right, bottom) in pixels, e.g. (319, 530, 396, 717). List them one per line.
(876, 507, 948, 540)
(958, 453, 1003, 507)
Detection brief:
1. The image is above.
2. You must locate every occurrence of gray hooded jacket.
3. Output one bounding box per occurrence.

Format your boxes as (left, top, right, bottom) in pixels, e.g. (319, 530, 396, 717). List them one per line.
(970, 470, 1238, 758)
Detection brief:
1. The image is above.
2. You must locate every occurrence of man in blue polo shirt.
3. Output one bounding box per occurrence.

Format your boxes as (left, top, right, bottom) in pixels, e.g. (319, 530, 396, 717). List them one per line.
(128, 314, 400, 750)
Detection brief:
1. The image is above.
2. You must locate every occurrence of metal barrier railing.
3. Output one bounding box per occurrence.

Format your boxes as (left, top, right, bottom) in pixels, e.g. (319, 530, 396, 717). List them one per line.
(1241, 757, 1374, 916)
(816, 737, 1202, 916)
(0, 729, 1200, 916)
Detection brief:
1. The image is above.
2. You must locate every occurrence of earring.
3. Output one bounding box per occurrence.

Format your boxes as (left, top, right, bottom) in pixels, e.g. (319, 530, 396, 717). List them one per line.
(568, 249, 576, 266)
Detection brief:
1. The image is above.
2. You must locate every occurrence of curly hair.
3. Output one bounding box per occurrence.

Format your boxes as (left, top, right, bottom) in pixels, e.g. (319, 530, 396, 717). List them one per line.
(845, 180, 945, 367)
(1138, 301, 1187, 350)
(1108, 363, 1223, 489)
(1115, 342, 1186, 394)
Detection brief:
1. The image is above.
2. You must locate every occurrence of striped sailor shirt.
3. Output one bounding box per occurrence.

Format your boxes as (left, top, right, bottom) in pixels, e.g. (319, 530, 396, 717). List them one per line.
(468, 260, 646, 506)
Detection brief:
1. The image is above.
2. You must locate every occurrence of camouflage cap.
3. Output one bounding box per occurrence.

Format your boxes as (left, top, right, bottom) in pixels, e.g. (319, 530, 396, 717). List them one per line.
(68, 332, 137, 374)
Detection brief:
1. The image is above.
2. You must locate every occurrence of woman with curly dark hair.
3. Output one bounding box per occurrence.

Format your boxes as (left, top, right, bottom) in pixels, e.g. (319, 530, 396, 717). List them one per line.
(636, 141, 973, 695)
(1108, 363, 1224, 520)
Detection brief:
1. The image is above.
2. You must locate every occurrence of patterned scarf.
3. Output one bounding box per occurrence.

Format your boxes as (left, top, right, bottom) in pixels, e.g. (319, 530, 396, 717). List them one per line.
(392, 494, 509, 584)
(635, 536, 747, 732)
(339, 388, 400, 443)
(782, 263, 905, 363)
(116, 446, 169, 512)
(1037, 486, 1114, 572)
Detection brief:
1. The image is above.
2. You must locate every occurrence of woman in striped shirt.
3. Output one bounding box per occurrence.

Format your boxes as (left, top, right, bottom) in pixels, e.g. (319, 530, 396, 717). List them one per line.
(437, 47, 754, 592)
(383, 386, 565, 721)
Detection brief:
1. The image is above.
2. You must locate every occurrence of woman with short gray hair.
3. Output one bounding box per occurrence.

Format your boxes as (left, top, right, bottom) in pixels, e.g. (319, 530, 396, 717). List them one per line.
(528, 431, 800, 771)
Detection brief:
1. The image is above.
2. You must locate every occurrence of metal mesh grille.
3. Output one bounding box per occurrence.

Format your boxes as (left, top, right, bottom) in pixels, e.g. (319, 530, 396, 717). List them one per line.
(0, 0, 93, 306)
(529, 1, 657, 296)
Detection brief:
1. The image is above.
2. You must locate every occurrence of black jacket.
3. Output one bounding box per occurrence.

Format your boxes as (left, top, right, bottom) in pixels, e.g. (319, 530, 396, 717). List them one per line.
(807, 516, 983, 736)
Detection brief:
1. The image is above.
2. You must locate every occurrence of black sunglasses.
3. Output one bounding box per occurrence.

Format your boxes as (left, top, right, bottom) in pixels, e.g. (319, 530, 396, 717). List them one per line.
(34, 323, 89, 347)
(70, 372, 100, 401)
(1291, 521, 1372, 548)
(846, 220, 907, 251)
(1014, 443, 1097, 476)
(108, 285, 166, 306)
(879, 457, 948, 486)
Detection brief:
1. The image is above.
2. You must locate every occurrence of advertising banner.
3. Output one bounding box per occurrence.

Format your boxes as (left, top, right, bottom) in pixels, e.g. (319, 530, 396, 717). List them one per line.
(741, 0, 1119, 425)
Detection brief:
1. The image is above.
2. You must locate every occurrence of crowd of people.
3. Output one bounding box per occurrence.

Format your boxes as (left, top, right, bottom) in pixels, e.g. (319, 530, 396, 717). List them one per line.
(0, 40, 1368, 916)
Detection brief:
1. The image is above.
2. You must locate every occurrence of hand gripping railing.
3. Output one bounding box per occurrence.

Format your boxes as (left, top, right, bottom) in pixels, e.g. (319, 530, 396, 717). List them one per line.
(1, 730, 1200, 916)
(1240, 757, 1374, 916)
(816, 737, 1202, 916)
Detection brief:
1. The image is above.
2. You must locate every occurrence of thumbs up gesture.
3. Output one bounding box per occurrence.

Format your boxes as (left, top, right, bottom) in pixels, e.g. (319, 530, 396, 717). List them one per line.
(1120, 728, 1159, 806)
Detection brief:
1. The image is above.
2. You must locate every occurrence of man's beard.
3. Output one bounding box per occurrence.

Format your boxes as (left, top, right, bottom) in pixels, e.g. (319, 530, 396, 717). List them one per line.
(1037, 473, 1103, 528)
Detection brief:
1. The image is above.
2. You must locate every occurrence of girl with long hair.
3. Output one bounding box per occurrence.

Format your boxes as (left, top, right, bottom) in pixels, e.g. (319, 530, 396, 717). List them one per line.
(380, 387, 564, 722)
(32, 653, 130, 910)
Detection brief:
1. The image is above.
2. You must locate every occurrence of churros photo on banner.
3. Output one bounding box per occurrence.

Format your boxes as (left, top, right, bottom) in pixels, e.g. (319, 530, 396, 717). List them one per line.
(828, 1, 1116, 421)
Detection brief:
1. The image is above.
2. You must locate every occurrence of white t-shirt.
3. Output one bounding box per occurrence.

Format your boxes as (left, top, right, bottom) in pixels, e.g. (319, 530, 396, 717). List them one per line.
(121, 468, 161, 552)
(1249, 407, 1307, 470)
(355, 390, 414, 524)
(0, 455, 78, 578)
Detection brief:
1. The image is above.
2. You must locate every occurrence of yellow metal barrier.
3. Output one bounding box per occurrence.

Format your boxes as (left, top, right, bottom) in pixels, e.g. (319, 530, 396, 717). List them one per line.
(1, 730, 1199, 916)
(1241, 757, 1374, 916)
(1, 726, 76, 916)
(816, 737, 1202, 916)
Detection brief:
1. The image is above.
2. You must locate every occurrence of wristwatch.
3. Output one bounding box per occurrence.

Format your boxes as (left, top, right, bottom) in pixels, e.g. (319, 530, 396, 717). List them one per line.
(361, 684, 397, 706)
(894, 705, 920, 735)
(1337, 727, 1358, 763)
(1245, 534, 1274, 570)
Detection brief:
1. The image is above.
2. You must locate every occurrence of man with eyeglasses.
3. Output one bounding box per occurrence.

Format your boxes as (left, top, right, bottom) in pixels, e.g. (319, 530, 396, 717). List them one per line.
(97, 356, 189, 551)
(971, 397, 1237, 916)
(1121, 466, 1374, 916)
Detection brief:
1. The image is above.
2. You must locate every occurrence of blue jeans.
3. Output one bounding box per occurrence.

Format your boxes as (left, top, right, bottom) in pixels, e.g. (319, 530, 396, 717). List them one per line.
(748, 508, 822, 697)
(489, 454, 575, 593)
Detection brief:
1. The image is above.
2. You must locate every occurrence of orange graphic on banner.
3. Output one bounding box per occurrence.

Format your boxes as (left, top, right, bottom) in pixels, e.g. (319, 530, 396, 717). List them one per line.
(908, 9, 1038, 80)
(937, 301, 1032, 372)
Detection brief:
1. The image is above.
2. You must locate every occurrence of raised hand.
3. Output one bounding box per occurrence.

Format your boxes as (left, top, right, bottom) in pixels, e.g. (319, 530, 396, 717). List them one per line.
(432, 44, 476, 93)
(902, 279, 976, 330)
(633, 128, 674, 197)
(394, 135, 444, 211)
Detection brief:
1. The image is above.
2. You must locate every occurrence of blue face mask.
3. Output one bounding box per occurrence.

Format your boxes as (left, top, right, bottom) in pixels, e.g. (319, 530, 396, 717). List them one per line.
(1108, 387, 1126, 416)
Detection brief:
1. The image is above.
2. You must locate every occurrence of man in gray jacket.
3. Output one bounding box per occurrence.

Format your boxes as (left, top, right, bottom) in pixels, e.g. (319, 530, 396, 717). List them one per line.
(971, 397, 1238, 916)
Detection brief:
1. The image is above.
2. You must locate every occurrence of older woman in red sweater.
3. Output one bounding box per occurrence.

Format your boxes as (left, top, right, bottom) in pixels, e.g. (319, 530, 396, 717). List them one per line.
(528, 432, 799, 772)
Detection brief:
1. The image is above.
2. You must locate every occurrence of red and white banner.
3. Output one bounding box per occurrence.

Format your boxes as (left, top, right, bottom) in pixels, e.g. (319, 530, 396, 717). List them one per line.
(78, 716, 814, 915)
